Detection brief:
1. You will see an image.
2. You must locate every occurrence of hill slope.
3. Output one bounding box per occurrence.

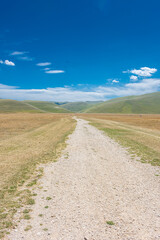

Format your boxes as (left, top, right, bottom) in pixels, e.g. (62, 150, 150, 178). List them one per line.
(61, 101, 102, 112)
(85, 92, 160, 114)
(24, 101, 70, 113)
(0, 99, 71, 113)
(0, 99, 41, 113)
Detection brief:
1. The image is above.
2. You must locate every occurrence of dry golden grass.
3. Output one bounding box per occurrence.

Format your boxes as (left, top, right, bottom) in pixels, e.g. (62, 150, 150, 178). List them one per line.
(0, 113, 75, 238)
(79, 114, 160, 167)
(78, 114, 160, 130)
(0, 113, 74, 140)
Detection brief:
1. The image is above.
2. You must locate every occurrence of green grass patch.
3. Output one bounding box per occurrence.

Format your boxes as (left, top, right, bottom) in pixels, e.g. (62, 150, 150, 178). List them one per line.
(46, 197, 52, 200)
(23, 214, 31, 220)
(43, 228, 48, 231)
(106, 221, 115, 225)
(0, 214, 7, 220)
(27, 179, 37, 187)
(23, 209, 30, 214)
(24, 225, 32, 231)
(26, 198, 35, 205)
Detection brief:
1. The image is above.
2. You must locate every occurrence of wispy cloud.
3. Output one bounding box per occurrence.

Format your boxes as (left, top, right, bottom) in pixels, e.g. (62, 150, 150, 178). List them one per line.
(125, 78, 160, 91)
(124, 67, 157, 77)
(45, 70, 65, 74)
(98, 78, 160, 97)
(10, 51, 28, 56)
(0, 78, 159, 102)
(44, 67, 50, 70)
(18, 56, 33, 61)
(0, 86, 105, 102)
(0, 60, 15, 66)
(10, 51, 34, 62)
(36, 62, 51, 67)
(0, 83, 18, 89)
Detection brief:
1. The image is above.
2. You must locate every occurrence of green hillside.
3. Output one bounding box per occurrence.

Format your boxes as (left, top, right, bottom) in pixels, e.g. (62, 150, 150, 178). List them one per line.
(61, 101, 102, 112)
(0, 99, 41, 113)
(24, 101, 71, 113)
(0, 99, 71, 113)
(85, 92, 160, 114)
(1, 92, 160, 114)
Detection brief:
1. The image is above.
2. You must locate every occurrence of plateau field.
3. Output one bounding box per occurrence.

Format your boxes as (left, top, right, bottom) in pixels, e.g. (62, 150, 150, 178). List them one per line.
(0, 92, 160, 239)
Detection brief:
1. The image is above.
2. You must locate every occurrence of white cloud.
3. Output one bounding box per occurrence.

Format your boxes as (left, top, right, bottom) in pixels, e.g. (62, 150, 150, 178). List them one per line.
(4, 60, 15, 66)
(0, 86, 105, 101)
(0, 60, 15, 66)
(45, 70, 65, 74)
(125, 78, 160, 91)
(130, 75, 138, 81)
(36, 62, 51, 66)
(10, 51, 27, 56)
(112, 79, 119, 83)
(98, 78, 160, 97)
(125, 67, 157, 77)
(0, 78, 159, 102)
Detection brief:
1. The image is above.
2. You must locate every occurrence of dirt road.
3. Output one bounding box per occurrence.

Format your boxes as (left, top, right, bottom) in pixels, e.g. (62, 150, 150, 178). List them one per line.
(8, 118, 160, 240)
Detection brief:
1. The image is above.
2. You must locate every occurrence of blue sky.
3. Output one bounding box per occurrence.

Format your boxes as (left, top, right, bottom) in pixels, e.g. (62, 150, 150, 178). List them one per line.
(0, 0, 160, 101)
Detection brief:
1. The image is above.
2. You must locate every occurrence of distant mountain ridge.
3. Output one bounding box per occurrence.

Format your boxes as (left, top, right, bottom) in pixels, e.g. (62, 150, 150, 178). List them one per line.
(60, 101, 102, 113)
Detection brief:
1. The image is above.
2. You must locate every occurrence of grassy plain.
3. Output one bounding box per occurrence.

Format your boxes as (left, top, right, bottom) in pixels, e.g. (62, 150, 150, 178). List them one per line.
(0, 113, 75, 238)
(79, 114, 160, 167)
